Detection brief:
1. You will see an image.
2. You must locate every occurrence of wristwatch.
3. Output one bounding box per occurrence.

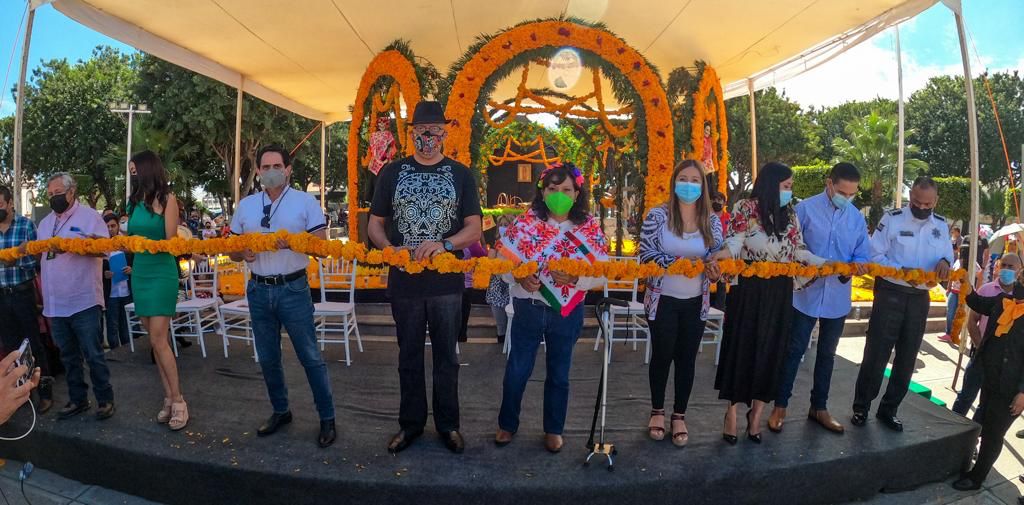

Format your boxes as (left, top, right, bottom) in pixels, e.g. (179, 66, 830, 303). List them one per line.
(442, 240, 454, 252)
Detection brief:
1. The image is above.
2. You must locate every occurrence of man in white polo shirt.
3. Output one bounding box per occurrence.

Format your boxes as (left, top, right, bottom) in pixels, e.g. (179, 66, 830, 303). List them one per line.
(229, 145, 336, 448)
(37, 173, 115, 420)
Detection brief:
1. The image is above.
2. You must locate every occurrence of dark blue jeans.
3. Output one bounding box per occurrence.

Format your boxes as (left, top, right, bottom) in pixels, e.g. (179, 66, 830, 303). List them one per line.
(952, 354, 984, 421)
(499, 298, 584, 435)
(391, 293, 462, 433)
(776, 308, 846, 410)
(50, 305, 113, 405)
(247, 276, 335, 421)
(104, 296, 131, 349)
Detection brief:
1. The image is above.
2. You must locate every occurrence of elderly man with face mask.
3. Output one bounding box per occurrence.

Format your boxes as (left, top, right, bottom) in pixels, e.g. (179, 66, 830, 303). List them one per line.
(368, 101, 482, 455)
(228, 145, 337, 448)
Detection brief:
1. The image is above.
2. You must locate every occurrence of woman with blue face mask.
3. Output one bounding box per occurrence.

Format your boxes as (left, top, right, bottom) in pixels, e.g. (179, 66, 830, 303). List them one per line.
(638, 159, 723, 447)
(708, 162, 825, 445)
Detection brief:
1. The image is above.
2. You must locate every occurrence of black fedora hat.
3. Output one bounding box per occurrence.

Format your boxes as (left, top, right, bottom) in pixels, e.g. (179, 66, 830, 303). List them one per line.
(410, 101, 451, 125)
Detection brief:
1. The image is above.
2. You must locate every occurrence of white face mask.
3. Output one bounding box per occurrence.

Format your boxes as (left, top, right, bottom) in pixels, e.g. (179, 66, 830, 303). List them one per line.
(260, 168, 287, 189)
(119, 221, 129, 233)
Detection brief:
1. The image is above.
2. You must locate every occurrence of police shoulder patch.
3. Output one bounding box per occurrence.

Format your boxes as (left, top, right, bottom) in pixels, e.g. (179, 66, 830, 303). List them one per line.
(887, 208, 903, 216)
(933, 212, 946, 222)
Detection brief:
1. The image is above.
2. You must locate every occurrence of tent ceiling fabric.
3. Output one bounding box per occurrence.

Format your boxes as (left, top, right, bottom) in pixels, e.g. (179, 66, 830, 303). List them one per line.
(50, 0, 937, 122)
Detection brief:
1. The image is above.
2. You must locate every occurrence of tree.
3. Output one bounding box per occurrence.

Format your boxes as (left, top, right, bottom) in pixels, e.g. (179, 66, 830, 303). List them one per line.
(831, 111, 928, 228)
(0, 116, 11, 189)
(20, 47, 137, 207)
(808, 97, 896, 162)
(726, 87, 821, 202)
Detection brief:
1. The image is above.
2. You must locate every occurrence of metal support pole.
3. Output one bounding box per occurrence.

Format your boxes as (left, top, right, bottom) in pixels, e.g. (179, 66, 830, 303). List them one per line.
(125, 107, 134, 201)
(320, 121, 326, 213)
(232, 80, 243, 211)
(12, 6, 35, 214)
(747, 79, 758, 182)
(895, 26, 906, 208)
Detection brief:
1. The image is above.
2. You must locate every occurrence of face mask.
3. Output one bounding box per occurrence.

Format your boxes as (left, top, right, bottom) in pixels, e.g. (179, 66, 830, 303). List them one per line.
(830, 192, 851, 210)
(712, 202, 724, 213)
(120, 221, 128, 233)
(779, 190, 793, 207)
(674, 182, 702, 204)
(129, 175, 138, 191)
(414, 132, 444, 157)
(260, 168, 286, 190)
(0, 209, 8, 222)
(544, 191, 575, 216)
(49, 193, 70, 214)
(909, 204, 932, 220)
(1000, 268, 1017, 286)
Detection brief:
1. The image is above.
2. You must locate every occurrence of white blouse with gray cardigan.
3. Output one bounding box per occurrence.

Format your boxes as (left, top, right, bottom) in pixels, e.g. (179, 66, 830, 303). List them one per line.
(638, 205, 723, 321)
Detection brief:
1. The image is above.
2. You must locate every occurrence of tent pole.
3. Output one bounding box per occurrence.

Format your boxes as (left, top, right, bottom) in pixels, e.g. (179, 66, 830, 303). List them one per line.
(748, 78, 758, 183)
(12, 5, 36, 215)
(232, 79, 243, 212)
(1020, 143, 1023, 222)
(320, 121, 326, 213)
(951, 6, 981, 389)
(895, 26, 905, 209)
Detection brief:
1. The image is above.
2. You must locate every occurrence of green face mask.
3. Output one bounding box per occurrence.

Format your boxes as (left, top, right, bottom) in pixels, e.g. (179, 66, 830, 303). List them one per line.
(544, 191, 575, 216)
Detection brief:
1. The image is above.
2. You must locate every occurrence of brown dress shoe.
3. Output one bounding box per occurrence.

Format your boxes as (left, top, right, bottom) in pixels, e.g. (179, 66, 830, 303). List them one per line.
(808, 408, 845, 433)
(544, 433, 563, 453)
(767, 407, 786, 433)
(495, 429, 514, 447)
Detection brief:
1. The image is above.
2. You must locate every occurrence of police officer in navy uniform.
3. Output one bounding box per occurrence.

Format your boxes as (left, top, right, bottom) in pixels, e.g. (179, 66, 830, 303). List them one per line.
(852, 176, 954, 431)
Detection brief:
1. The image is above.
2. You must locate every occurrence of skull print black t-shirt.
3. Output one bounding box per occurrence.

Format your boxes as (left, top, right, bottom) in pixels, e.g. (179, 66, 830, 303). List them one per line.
(370, 156, 482, 298)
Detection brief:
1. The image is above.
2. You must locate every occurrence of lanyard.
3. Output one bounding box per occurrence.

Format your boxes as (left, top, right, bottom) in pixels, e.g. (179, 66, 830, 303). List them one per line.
(262, 188, 289, 227)
(51, 204, 77, 238)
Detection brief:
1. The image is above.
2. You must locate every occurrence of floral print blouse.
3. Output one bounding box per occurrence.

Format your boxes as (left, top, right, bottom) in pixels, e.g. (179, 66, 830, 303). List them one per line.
(724, 198, 824, 266)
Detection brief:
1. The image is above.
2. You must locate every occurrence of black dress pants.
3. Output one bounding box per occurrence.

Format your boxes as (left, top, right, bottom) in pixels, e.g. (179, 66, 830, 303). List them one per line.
(0, 281, 52, 377)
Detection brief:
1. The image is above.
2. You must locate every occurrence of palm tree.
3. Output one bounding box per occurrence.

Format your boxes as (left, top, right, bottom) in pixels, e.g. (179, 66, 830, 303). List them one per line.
(832, 111, 928, 229)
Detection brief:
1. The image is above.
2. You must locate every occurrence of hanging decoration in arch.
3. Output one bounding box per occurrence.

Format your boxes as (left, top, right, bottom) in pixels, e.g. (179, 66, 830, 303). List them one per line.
(346, 48, 423, 235)
(443, 19, 674, 215)
(689, 65, 729, 198)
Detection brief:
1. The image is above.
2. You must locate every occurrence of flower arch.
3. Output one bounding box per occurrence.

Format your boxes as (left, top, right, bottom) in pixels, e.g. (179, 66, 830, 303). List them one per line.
(688, 65, 729, 198)
(346, 49, 422, 234)
(443, 20, 674, 214)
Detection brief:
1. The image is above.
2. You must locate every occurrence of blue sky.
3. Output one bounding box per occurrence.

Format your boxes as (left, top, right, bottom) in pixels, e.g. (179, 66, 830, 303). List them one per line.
(0, 0, 1021, 118)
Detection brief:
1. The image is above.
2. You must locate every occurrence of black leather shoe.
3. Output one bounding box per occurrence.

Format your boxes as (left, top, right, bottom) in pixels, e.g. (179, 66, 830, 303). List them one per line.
(96, 402, 115, 420)
(257, 411, 293, 437)
(441, 431, 465, 454)
(57, 401, 91, 420)
(318, 419, 336, 448)
(876, 412, 903, 432)
(387, 429, 422, 454)
(952, 477, 982, 491)
(851, 411, 868, 427)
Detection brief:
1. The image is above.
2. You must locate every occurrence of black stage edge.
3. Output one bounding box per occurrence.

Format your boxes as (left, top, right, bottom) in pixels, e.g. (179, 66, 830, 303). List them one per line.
(0, 338, 978, 505)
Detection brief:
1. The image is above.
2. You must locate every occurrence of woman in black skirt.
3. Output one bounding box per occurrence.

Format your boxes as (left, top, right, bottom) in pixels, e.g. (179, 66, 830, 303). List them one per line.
(709, 162, 825, 444)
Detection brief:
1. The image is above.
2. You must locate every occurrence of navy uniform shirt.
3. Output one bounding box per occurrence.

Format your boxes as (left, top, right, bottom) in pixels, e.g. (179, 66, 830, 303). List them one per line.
(869, 207, 955, 290)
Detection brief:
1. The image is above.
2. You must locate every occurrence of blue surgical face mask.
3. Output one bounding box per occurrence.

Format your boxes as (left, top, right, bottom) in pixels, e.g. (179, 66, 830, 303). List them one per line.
(999, 268, 1017, 286)
(779, 190, 793, 207)
(831, 192, 851, 209)
(674, 181, 702, 204)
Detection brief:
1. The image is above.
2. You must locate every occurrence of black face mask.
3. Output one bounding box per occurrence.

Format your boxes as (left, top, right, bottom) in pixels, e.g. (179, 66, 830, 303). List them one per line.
(49, 194, 70, 214)
(712, 202, 724, 213)
(910, 204, 932, 220)
(0, 209, 8, 222)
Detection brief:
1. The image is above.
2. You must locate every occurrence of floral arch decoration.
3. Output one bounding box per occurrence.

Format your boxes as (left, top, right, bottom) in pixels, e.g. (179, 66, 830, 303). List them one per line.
(443, 19, 674, 215)
(688, 65, 729, 198)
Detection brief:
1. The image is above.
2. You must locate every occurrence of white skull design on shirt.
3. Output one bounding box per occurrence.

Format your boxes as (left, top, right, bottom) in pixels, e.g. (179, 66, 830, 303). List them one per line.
(393, 164, 457, 248)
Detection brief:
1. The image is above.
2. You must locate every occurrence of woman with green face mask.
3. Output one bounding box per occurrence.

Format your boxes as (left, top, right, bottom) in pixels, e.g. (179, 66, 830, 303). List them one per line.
(493, 162, 609, 453)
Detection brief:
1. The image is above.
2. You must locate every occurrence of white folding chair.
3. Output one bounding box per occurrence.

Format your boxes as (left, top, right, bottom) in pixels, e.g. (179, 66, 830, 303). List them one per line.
(123, 303, 148, 352)
(595, 256, 651, 363)
(700, 307, 725, 366)
(217, 260, 258, 361)
(314, 257, 363, 366)
(169, 256, 221, 357)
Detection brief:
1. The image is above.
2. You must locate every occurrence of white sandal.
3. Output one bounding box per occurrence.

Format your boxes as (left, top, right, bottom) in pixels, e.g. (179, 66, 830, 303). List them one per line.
(168, 401, 189, 431)
(156, 397, 172, 424)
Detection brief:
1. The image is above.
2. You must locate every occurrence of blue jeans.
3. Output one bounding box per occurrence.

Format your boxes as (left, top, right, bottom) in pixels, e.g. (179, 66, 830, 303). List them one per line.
(247, 276, 335, 421)
(499, 298, 584, 435)
(952, 354, 984, 422)
(50, 305, 114, 405)
(775, 308, 845, 410)
(105, 296, 131, 349)
(946, 292, 958, 334)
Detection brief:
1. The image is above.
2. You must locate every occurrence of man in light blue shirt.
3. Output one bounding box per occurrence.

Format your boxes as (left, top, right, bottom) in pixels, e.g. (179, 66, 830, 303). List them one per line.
(768, 163, 869, 434)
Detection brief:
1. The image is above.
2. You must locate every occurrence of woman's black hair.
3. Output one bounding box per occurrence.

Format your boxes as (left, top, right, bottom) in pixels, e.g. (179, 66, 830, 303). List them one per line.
(128, 150, 170, 215)
(530, 162, 590, 225)
(749, 161, 794, 237)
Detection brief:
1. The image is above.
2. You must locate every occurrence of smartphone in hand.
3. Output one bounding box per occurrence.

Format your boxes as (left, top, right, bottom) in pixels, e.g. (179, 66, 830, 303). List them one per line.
(12, 339, 35, 387)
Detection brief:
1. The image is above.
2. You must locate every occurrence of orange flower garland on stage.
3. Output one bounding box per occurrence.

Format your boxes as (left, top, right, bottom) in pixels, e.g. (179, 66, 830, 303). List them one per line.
(442, 20, 674, 216)
(689, 65, 729, 198)
(347, 49, 422, 235)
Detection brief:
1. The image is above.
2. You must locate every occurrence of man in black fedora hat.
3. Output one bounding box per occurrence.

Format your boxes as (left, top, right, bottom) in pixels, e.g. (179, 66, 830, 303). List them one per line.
(368, 100, 482, 454)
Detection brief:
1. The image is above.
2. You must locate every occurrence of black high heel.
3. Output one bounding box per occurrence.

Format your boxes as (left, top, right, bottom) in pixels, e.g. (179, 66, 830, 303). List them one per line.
(722, 411, 737, 445)
(746, 410, 762, 444)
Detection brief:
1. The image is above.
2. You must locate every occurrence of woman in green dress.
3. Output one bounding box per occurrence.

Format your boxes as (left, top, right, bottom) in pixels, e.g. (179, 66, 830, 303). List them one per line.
(128, 151, 188, 430)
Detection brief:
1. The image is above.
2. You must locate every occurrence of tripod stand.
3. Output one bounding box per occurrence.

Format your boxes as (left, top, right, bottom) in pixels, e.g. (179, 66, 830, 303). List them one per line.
(584, 297, 628, 471)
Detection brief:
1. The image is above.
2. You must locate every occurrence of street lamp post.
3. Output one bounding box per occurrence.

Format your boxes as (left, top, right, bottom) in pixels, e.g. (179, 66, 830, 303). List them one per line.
(109, 103, 151, 205)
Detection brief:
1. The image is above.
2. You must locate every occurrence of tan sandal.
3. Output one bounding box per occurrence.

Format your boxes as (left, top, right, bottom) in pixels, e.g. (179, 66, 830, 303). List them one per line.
(648, 409, 666, 441)
(156, 397, 172, 424)
(671, 413, 689, 447)
(168, 401, 189, 431)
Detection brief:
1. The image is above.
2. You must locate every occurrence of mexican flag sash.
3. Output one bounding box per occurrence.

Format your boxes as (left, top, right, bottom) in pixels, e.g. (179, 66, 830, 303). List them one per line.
(500, 210, 608, 316)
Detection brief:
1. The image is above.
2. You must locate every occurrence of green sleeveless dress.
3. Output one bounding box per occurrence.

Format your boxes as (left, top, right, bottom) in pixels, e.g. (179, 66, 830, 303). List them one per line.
(128, 204, 178, 317)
